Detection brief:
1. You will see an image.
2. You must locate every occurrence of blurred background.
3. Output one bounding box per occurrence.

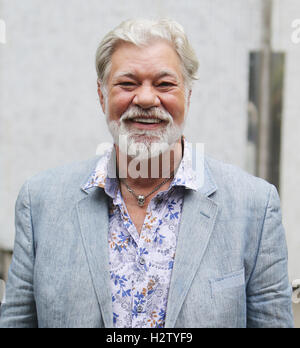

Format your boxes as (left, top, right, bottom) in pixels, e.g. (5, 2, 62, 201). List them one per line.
(0, 0, 299, 326)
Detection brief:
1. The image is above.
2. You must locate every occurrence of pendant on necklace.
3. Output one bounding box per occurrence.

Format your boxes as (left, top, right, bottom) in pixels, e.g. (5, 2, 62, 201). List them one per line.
(138, 195, 145, 207)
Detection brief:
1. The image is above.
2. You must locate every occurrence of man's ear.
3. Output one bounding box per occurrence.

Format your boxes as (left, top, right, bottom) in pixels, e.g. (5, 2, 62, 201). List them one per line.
(97, 79, 106, 113)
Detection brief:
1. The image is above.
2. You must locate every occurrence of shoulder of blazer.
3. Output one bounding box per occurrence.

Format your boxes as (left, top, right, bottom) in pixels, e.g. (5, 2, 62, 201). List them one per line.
(22, 155, 103, 206)
(204, 155, 274, 205)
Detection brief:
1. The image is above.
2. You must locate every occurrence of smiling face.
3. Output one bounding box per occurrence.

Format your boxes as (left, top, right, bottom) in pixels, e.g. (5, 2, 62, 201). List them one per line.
(98, 40, 191, 158)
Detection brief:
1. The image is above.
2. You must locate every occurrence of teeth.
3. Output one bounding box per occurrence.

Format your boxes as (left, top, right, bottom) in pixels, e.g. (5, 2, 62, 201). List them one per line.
(132, 118, 162, 124)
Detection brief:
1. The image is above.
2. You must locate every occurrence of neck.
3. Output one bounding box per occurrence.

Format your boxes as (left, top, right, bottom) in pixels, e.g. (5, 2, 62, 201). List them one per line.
(115, 138, 183, 190)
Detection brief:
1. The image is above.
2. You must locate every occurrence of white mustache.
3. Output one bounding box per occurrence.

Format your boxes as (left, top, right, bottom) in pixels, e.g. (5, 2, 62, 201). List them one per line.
(120, 106, 173, 123)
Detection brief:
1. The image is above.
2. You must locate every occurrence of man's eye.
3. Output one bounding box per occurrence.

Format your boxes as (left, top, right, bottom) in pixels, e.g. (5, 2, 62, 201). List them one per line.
(158, 82, 174, 87)
(119, 82, 135, 86)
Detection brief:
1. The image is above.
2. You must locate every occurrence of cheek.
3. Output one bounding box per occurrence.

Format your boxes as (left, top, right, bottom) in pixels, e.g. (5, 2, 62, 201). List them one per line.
(161, 94, 186, 122)
(108, 92, 133, 119)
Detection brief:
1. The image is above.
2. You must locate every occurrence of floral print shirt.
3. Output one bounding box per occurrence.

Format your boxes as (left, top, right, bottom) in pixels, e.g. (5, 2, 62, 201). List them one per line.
(83, 139, 200, 328)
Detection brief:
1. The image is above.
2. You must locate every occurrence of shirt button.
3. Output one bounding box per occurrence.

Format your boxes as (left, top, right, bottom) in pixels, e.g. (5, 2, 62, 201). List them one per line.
(137, 305, 144, 313)
(139, 257, 146, 266)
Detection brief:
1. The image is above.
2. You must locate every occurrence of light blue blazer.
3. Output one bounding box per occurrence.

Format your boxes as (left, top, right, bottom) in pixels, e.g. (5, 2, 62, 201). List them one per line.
(0, 155, 294, 328)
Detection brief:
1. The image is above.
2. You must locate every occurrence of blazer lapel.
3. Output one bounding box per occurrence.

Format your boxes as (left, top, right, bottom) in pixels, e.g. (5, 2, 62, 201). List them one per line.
(165, 159, 219, 328)
(75, 187, 113, 328)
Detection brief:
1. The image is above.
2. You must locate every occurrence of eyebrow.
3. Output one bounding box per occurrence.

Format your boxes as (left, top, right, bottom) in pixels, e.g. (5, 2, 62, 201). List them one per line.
(155, 70, 180, 83)
(113, 72, 137, 81)
(112, 70, 180, 83)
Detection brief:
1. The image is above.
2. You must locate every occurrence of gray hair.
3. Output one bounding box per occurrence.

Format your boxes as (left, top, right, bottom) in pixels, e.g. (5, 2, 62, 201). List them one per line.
(95, 18, 199, 92)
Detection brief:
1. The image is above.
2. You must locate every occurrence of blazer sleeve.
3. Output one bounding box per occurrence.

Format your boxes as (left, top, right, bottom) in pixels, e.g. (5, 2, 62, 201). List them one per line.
(0, 181, 38, 328)
(246, 184, 294, 328)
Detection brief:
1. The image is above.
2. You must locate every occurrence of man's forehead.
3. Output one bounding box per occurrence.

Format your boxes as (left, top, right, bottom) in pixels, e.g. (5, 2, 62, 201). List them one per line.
(108, 40, 184, 80)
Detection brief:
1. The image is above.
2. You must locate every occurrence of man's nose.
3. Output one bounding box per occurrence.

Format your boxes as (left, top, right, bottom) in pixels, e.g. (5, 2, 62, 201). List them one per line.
(132, 85, 160, 109)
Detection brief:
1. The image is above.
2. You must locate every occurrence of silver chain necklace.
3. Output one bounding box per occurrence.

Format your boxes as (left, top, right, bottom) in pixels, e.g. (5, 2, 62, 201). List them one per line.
(117, 137, 184, 207)
(119, 172, 175, 207)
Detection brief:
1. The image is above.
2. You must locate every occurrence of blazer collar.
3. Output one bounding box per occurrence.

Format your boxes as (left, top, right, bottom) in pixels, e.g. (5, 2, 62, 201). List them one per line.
(199, 156, 218, 197)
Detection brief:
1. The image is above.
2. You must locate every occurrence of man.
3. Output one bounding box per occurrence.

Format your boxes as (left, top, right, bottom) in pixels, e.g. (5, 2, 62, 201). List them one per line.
(0, 19, 294, 328)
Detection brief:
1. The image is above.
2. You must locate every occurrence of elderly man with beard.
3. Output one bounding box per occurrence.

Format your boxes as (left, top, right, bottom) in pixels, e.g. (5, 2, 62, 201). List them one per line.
(0, 19, 293, 328)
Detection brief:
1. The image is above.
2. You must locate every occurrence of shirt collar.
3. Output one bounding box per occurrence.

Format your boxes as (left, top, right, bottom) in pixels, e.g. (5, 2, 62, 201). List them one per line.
(82, 137, 201, 200)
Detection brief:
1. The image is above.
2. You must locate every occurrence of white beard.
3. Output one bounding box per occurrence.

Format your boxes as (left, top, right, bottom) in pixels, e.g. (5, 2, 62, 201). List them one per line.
(106, 105, 186, 161)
